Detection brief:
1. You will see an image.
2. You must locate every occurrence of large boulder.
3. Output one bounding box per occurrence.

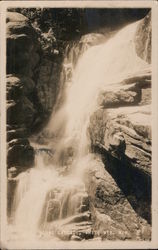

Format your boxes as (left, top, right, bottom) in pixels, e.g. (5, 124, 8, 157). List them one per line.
(89, 68, 151, 175)
(6, 12, 28, 23)
(84, 155, 151, 240)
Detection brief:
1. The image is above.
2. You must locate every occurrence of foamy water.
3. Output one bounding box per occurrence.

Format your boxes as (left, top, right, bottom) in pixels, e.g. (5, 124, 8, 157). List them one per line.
(8, 20, 150, 244)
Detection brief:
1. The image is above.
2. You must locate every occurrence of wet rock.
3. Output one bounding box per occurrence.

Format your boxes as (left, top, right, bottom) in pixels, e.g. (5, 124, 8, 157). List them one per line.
(79, 204, 89, 213)
(71, 235, 82, 241)
(52, 212, 93, 241)
(46, 199, 61, 222)
(64, 212, 91, 224)
(75, 227, 94, 240)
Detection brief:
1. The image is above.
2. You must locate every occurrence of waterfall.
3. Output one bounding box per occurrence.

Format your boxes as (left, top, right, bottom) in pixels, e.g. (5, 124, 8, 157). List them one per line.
(9, 20, 149, 241)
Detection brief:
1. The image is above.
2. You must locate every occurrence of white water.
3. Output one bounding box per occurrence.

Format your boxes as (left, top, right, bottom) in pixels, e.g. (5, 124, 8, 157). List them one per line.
(10, 154, 88, 241)
(9, 20, 149, 242)
(47, 21, 148, 158)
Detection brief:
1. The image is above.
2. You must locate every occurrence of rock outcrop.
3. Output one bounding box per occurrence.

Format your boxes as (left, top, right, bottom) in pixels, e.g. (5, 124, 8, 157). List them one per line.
(84, 155, 151, 240)
(87, 12, 151, 238)
(89, 68, 151, 175)
(6, 12, 40, 170)
(6, 12, 61, 171)
(36, 56, 62, 115)
(7, 12, 39, 76)
(135, 12, 151, 64)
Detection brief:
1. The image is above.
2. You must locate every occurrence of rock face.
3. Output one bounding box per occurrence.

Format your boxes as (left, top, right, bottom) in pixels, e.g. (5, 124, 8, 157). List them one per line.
(7, 12, 40, 76)
(36, 57, 61, 114)
(41, 189, 93, 241)
(6, 12, 40, 170)
(135, 12, 151, 64)
(89, 82, 151, 175)
(85, 155, 151, 240)
(6, 12, 61, 171)
(87, 12, 151, 238)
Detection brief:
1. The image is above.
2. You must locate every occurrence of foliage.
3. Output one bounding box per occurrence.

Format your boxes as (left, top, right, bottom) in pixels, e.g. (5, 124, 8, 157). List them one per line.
(8, 8, 84, 39)
(7, 8, 86, 57)
(7, 8, 149, 58)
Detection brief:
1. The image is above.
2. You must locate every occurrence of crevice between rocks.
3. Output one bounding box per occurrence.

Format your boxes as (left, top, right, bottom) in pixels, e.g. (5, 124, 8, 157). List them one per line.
(92, 145, 151, 225)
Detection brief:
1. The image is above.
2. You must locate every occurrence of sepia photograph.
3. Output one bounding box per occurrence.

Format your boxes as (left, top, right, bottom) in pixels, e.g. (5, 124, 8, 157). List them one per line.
(0, 1, 158, 249)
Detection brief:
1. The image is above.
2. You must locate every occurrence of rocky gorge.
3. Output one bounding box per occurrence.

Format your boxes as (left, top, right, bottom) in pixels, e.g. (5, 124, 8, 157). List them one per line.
(6, 9, 151, 242)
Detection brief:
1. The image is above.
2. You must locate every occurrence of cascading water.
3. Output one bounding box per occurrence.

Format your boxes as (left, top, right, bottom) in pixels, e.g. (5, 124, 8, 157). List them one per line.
(8, 20, 150, 241)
